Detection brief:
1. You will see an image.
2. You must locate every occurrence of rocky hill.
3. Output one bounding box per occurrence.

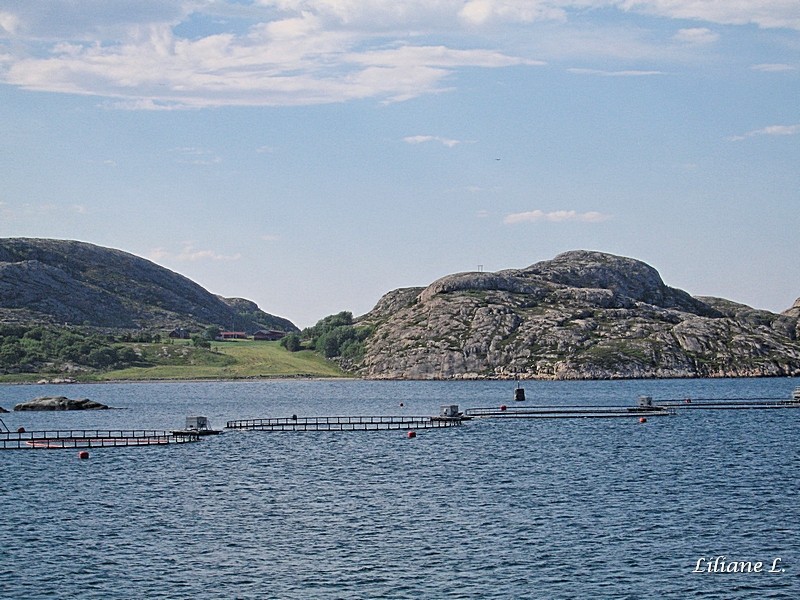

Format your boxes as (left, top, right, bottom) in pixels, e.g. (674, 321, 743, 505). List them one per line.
(355, 250, 800, 379)
(0, 238, 297, 333)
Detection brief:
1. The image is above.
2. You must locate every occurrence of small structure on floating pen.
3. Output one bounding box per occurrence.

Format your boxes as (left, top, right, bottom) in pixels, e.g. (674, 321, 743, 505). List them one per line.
(439, 405, 462, 418)
(172, 416, 222, 436)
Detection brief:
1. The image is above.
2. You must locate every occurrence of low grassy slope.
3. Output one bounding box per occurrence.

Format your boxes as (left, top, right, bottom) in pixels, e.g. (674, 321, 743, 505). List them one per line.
(94, 340, 345, 381)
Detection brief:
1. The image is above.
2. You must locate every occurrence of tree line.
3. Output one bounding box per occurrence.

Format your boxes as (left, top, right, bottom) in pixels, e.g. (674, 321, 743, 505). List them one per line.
(280, 311, 373, 362)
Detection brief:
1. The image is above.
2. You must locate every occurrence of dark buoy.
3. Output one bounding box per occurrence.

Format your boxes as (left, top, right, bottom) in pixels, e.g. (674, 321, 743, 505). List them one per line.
(500, 404, 507, 411)
(78, 450, 89, 459)
(400, 402, 404, 407)
(17, 426, 25, 433)
(407, 430, 416, 439)
(639, 417, 647, 424)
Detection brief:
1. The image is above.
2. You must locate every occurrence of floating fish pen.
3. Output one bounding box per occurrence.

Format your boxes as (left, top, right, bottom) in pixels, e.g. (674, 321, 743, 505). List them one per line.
(656, 394, 800, 411)
(0, 429, 200, 450)
(465, 405, 674, 420)
(226, 415, 463, 432)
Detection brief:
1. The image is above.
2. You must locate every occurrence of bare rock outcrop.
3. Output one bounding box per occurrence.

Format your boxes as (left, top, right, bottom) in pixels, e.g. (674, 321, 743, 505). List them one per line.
(354, 251, 800, 380)
(14, 396, 110, 411)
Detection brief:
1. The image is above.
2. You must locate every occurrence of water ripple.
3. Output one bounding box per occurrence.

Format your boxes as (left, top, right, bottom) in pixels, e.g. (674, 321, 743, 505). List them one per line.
(1, 379, 798, 599)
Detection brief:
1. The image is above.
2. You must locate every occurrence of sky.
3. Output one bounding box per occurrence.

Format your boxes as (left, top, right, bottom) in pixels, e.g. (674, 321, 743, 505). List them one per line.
(1, 1, 798, 329)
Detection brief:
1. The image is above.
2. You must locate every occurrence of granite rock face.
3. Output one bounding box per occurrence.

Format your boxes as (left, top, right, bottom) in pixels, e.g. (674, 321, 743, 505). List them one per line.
(355, 251, 800, 380)
(14, 396, 110, 411)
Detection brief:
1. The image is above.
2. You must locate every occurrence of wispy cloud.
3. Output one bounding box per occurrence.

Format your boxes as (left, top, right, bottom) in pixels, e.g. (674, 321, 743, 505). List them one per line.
(403, 135, 464, 148)
(751, 63, 796, 72)
(619, 0, 800, 30)
(728, 124, 800, 141)
(504, 210, 611, 225)
(672, 27, 719, 45)
(170, 147, 222, 165)
(568, 68, 664, 77)
(0, 4, 540, 109)
(0, 201, 88, 219)
(149, 244, 241, 263)
(0, 1, 795, 109)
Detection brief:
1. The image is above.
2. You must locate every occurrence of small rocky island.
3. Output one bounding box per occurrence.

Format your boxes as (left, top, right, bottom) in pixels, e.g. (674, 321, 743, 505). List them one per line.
(13, 396, 110, 411)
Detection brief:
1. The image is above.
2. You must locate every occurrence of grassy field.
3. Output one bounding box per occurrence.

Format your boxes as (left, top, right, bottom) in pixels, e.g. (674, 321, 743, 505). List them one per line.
(96, 340, 347, 381)
(0, 340, 347, 383)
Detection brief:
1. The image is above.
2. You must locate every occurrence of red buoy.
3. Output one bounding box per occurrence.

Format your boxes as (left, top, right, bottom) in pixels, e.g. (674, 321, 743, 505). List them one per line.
(500, 404, 507, 411)
(639, 417, 647, 424)
(407, 431, 416, 439)
(78, 450, 90, 459)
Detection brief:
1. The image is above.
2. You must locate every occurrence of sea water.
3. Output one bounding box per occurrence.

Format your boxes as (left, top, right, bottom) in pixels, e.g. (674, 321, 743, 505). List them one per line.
(1, 378, 798, 599)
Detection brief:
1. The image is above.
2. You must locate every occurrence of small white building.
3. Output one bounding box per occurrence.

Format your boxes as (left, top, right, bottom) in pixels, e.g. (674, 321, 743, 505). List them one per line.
(440, 405, 461, 418)
(185, 416, 211, 431)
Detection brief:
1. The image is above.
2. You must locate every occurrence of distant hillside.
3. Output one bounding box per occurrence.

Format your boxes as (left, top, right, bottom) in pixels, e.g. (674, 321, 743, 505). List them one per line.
(354, 250, 800, 379)
(0, 238, 297, 333)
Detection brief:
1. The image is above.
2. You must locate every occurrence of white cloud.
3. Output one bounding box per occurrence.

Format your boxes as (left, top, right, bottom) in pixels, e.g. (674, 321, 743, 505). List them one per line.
(0, 11, 20, 34)
(567, 67, 664, 76)
(728, 124, 800, 141)
(751, 63, 796, 72)
(0, 3, 540, 108)
(0, 201, 89, 219)
(149, 244, 242, 263)
(0, 1, 796, 109)
(170, 147, 222, 165)
(403, 135, 463, 148)
(672, 27, 719, 45)
(618, 0, 800, 30)
(504, 209, 611, 224)
(458, 0, 567, 25)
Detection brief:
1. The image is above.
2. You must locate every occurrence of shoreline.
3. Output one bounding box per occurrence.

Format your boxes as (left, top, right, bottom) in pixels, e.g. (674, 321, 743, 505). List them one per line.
(2, 373, 797, 386)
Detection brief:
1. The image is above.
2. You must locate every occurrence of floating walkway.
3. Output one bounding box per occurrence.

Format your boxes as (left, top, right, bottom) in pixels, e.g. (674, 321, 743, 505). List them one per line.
(226, 415, 464, 432)
(465, 405, 674, 420)
(0, 429, 200, 450)
(465, 389, 800, 419)
(655, 396, 800, 411)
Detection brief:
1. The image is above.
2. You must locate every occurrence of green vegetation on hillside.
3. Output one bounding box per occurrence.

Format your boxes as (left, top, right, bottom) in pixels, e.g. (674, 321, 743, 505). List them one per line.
(0, 325, 346, 381)
(282, 311, 373, 364)
(96, 340, 345, 381)
(0, 325, 140, 373)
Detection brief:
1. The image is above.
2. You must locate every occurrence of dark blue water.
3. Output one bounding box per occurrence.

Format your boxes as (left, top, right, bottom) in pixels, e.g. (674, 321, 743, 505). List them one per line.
(1, 378, 799, 599)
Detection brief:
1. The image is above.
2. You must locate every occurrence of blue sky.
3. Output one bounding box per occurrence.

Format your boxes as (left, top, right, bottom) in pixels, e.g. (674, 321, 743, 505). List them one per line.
(1, 1, 798, 328)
